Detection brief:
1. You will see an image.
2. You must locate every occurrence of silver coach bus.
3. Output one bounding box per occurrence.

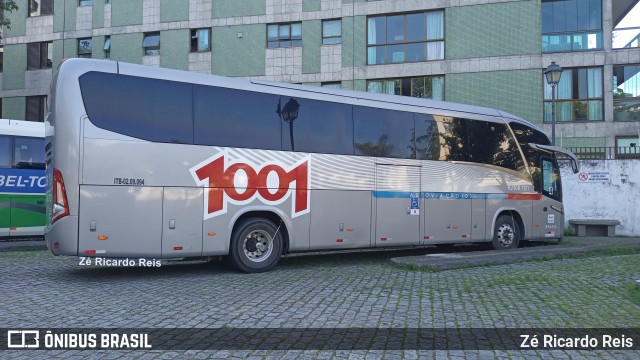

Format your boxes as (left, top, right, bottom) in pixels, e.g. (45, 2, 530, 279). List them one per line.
(45, 59, 578, 273)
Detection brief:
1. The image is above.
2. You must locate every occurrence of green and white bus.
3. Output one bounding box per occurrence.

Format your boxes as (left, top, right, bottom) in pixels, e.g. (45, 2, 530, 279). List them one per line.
(0, 119, 46, 238)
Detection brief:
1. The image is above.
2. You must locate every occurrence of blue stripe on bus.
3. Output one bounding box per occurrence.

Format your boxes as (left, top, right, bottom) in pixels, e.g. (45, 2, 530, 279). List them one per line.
(372, 191, 508, 200)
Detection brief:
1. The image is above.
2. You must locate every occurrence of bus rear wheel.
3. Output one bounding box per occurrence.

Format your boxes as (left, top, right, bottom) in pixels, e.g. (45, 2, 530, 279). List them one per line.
(491, 215, 520, 250)
(229, 218, 283, 273)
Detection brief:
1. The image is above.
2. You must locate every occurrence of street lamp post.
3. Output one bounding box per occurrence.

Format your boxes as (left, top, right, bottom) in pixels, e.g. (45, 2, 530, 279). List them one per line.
(281, 98, 300, 151)
(544, 62, 563, 146)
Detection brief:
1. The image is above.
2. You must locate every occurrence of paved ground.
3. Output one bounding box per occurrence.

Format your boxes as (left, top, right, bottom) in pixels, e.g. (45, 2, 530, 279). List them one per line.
(0, 237, 639, 359)
(391, 236, 640, 270)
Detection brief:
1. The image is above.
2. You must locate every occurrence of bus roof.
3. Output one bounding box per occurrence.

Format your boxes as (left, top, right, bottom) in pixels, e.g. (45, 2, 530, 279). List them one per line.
(0, 119, 45, 138)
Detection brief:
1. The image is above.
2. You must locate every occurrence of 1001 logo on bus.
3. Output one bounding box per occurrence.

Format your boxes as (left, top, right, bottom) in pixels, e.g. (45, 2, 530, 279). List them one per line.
(190, 151, 310, 219)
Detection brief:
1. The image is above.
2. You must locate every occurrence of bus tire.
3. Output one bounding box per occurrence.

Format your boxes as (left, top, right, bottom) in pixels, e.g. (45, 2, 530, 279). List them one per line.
(491, 215, 520, 250)
(229, 218, 283, 273)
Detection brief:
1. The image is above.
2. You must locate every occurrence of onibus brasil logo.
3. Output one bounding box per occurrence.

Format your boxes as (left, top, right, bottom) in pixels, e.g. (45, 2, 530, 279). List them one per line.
(190, 150, 311, 219)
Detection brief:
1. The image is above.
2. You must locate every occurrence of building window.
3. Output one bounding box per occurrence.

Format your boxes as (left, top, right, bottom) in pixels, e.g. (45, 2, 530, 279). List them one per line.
(544, 67, 603, 122)
(616, 136, 640, 159)
(613, 65, 640, 121)
(78, 38, 92, 58)
(105, 0, 111, 4)
(322, 19, 342, 45)
(541, 0, 603, 52)
(613, 1, 640, 49)
(367, 11, 444, 65)
(0, 46, 3, 72)
(190, 28, 211, 52)
(27, 42, 52, 70)
(267, 23, 302, 48)
(103, 36, 111, 59)
(321, 82, 341, 89)
(143, 33, 160, 56)
(26, 95, 47, 122)
(29, 0, 54, 17)
(79, 0, 92, 6)
(367, 76, 444, 100)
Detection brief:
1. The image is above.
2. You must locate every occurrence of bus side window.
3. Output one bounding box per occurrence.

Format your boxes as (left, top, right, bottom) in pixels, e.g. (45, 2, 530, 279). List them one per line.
(80, 72, 194, 144)
(12, 137, 45, 169)
(467, 119, 526, 172)
(193, 86, 282, 151)
(353, 106, 415, 159)
(433, 116, 468, 162)
(0, 135, 10, 168)
(280, 98, 354, 155)
(414, 113, 439, 161)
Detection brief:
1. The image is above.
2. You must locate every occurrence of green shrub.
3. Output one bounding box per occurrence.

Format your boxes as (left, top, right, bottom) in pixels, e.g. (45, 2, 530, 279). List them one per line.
(564, 226, 576, 236)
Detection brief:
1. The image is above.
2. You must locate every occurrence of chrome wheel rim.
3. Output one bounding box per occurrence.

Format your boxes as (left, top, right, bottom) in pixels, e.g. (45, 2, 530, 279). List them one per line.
(243, 229, 273, 262)
(496, 224, 515, 247)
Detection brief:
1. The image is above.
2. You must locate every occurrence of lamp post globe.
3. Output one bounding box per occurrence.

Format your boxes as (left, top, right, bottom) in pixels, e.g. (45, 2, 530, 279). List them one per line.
(545, 62, 563, 146)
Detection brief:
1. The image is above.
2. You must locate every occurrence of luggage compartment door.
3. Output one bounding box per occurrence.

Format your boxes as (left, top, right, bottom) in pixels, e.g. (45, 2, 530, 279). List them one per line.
(79, 186, 163, 257)
(162, 187, 204, 257)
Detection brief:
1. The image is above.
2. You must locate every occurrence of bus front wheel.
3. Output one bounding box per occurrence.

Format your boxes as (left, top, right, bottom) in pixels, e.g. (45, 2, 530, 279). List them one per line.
(491, 215, 520, 250)
(229, 218, 283, 273)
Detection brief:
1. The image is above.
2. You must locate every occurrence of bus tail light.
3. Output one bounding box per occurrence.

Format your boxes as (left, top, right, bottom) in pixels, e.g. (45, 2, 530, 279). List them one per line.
(52, 168, 70, 224)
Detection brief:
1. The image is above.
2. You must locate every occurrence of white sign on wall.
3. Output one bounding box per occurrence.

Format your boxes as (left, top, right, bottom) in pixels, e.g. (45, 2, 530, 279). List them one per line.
(577, 171, 610, 182)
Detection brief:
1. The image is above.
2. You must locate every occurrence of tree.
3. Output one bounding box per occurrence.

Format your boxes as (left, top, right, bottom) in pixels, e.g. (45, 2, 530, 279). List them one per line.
(0, 1, 19, 40)
(355, 135, 395, 157)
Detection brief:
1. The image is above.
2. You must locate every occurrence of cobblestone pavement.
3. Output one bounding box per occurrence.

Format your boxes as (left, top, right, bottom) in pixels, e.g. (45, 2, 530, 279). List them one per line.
(1, 247, 639, 359)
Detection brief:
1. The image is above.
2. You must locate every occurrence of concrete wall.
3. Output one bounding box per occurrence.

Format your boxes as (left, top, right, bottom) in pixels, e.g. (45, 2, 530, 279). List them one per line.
(160, 30, 190, 70)
(560, 160, 640, 236)
(446, 0, 540, 59)
(1, 44, 26, 90)
(161, 0, 189, 22)
(212, 24, 266, 76)
(446, 69, 542, 124)
(111, 0, 143, 27)
(213, 0, 266, 18)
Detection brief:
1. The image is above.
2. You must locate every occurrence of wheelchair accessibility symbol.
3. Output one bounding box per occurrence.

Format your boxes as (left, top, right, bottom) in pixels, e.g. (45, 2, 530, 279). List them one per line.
(410, 197, 419, 215)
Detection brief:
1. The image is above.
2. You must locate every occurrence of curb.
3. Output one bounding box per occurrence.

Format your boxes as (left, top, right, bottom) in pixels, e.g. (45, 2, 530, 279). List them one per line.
(0, 241, 47, 253)
(390, 242, 640, 271)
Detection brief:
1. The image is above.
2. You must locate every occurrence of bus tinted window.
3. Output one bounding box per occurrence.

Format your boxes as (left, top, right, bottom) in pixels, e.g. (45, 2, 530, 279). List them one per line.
(193, 86, 282, 150)
(13, 137, 45, 169)
(509, 122, 550, 146)
(80, 72, 194, 144)
(414, 113, 440, 161)
(509, 122, 550, 173)
(280, 97, 354, 155)
(467, 120, 525, 172)
(353, 106, 414, 159)
(434, 117, 468, 161)
(0, 135, 10, 167)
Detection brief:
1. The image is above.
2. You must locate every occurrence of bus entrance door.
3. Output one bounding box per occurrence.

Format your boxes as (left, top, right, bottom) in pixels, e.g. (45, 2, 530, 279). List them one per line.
(374, 165, 421, 247)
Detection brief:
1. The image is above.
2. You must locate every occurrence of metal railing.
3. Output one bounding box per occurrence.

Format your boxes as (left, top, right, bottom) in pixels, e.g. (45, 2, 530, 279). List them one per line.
(565, 146, 640, 160)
